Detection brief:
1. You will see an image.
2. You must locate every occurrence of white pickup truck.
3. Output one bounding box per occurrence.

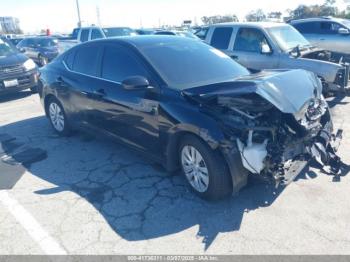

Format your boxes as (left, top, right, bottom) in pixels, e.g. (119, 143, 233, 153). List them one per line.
(58, 26, 137, 53)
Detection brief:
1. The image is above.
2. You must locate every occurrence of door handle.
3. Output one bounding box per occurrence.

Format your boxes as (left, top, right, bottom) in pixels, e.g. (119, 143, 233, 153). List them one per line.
(230, 55, 239, 60)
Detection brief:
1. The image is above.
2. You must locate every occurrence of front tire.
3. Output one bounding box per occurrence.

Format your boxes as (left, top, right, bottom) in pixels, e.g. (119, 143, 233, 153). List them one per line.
(47, 98, 70, 136)
(179, 135, 232, 200)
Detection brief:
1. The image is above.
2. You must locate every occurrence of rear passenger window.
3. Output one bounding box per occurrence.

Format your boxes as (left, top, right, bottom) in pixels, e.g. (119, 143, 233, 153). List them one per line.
(72, 46, 99, 76)
(101, 46, 148, 83)
(210, 27, 233, 49)
(91, 29, 103, 40)
(80, 29, 89, 42)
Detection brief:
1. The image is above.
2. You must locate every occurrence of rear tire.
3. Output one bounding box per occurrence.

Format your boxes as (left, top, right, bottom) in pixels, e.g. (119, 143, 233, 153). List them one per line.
(179, 135, 232, 200)
(47, 97, 71, 136)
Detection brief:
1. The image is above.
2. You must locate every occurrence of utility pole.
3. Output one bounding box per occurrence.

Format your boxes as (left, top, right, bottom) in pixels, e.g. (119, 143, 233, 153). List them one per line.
(76, 0, 82, 28)
(96, 6, 101, 26)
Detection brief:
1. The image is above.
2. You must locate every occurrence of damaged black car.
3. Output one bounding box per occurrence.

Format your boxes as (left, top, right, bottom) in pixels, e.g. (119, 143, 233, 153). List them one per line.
(38, 36, 343, 200)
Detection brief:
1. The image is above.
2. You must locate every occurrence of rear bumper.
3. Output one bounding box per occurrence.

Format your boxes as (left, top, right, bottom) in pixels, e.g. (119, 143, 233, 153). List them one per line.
(0, 69, 38, 95)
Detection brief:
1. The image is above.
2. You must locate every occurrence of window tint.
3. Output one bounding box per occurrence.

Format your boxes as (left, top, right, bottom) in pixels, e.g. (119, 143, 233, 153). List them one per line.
(64, 50, 76, 69)
(294, 22, 319, 34)
(101, 46, 148, 83)
(210, 27, 232, 49)
(233, 28, 269, 53)
(91, 29, 103, 40)
(80, 29, 90, 42)
(72, 45, 99, 76)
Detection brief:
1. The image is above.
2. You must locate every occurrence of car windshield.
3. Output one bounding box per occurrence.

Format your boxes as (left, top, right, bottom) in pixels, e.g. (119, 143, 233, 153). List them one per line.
(103, 27, 136, 37)
(267, 25, 311, 51)
(140, 39, 249, 90)
(0, 38, 17, 57)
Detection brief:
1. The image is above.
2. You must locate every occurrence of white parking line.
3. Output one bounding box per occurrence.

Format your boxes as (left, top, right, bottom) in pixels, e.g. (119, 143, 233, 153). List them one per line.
(0, 191, 67, 255)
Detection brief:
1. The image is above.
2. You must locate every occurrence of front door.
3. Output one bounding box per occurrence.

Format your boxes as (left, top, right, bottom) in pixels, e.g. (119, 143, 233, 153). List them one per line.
(228, 27, 279, 72)
(90, 43, 161, 155)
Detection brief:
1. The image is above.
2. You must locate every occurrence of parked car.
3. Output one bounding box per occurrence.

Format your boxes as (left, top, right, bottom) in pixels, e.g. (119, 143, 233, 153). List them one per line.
(135, 29, 154, 35)
(290, 17, 350, 54)
(17, 37, 59, 66)
(58, 26, 137, 53)
(39, 36, 342, 200)
(154, 30, 199, 39)
(202, 22, 350, 94)
(9, 37, 24, 46)
(0, 38, 38, 95)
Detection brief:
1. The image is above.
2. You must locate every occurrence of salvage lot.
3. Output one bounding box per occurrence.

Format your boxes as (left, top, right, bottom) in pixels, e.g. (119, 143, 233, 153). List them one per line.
(0, 91, 350, 254)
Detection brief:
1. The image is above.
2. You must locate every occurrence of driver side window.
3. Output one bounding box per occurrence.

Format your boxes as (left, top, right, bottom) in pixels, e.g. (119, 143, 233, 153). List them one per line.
(101, 45, 149, 83)
(233, 28, 269, 53)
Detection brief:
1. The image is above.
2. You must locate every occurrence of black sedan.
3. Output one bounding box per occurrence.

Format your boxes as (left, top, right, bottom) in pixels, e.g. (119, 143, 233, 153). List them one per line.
(39, 36, 341, 200)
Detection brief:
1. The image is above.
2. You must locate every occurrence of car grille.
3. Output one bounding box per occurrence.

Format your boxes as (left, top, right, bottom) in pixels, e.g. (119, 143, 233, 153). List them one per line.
(0, 64, 24, 78)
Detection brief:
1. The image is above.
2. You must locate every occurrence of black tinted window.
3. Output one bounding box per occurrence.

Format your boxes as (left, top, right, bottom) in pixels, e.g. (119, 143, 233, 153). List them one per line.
(293, 22, 319, 34)
(233, 28, 269, 53)
(101, 46, 148, 83)
(91, 29, 103, 40)
(73, 46, 99, 76)
(210, 27, 232, 49)
(80, 29, 89, 42)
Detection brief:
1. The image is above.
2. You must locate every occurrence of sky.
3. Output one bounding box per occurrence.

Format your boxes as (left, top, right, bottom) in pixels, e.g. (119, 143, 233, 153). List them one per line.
(0, 0, 349, 33)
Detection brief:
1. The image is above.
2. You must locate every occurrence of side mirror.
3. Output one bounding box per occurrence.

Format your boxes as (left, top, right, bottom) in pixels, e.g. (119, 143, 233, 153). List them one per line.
(338, 28, 349, 35)
(122, 76, 150, 90)
(261, 43, 272, 54)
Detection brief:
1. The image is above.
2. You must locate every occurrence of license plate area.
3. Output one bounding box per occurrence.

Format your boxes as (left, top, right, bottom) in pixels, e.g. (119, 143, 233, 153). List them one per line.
(3, 79, 18, 88)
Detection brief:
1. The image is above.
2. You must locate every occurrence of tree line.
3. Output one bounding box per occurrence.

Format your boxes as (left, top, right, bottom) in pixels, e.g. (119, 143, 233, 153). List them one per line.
(201, 0, 350, 24)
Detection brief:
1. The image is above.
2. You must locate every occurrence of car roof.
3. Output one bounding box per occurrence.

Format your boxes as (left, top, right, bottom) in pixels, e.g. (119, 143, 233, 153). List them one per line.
(290, 17, 346, 24)
(210, 22, 289, 29)
(85, 35, 200, 49)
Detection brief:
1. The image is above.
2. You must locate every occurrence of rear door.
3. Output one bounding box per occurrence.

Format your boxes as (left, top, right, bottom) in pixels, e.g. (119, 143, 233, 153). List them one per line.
(230, 27, 278, 72)
(59, 43, 103, 124)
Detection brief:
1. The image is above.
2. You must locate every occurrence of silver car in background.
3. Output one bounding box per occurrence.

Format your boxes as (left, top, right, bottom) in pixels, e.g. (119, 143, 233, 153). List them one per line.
(201, 22, 350, 93)
(290, 17, 350, 54)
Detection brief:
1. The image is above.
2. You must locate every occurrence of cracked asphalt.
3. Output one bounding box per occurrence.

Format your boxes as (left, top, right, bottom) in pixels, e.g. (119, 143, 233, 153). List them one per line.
(0, 91, 350, 255)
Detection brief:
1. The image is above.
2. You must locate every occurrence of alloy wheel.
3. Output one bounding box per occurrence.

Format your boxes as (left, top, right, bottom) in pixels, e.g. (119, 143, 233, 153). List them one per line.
(49, 102, 65, 132)
(181, 145, 209, 193)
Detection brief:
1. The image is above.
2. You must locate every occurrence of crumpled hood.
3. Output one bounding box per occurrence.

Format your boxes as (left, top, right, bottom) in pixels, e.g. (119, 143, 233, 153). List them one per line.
(183, 69, 321, 114)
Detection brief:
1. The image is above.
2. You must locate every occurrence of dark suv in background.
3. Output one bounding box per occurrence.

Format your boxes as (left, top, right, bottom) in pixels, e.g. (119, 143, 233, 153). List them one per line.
(0, 37, 38, 95)
(17, 37, 59, 66)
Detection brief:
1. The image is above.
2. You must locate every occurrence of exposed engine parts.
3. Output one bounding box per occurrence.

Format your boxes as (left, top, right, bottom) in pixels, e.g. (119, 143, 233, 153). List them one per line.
(216, 93, 343, 185)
